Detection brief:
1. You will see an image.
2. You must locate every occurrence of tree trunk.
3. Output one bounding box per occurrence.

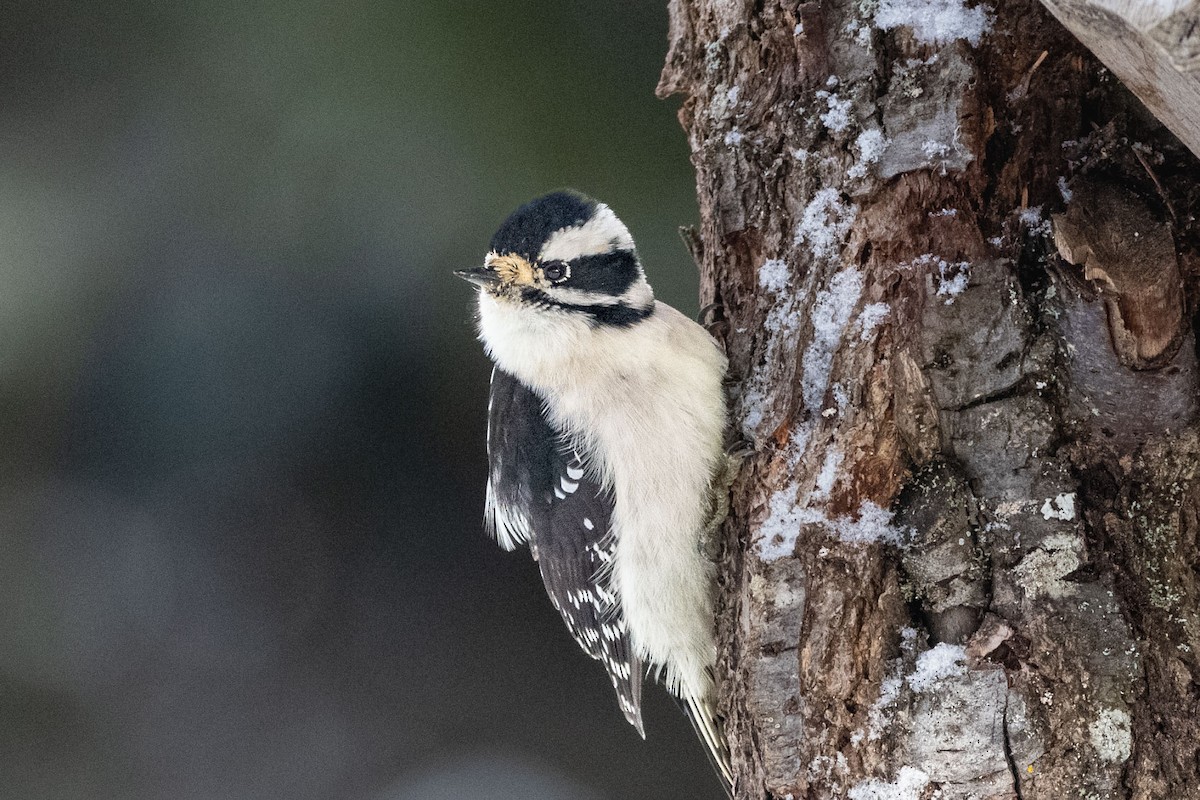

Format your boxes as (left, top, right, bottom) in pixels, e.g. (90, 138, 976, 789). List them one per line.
(657, 1, 1200, 798)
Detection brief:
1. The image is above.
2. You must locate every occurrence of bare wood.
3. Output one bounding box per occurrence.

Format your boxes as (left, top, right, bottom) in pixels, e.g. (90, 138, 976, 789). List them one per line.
(1036, 0, 1200, 158)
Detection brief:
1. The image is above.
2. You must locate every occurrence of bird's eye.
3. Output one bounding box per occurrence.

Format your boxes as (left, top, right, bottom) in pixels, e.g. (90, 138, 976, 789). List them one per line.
(542, 261, 567, 282)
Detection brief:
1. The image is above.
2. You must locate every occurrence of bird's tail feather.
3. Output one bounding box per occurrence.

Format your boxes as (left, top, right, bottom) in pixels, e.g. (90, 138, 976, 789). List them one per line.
(678, 692, 734, 797)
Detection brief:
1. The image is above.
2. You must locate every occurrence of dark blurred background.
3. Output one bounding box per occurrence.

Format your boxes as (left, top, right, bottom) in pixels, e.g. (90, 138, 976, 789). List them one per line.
(0, 1, 714, 798)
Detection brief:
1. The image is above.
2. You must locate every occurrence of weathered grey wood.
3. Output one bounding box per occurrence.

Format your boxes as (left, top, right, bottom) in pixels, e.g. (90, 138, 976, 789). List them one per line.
(1037, 0, 1200, 158)
(659, 0, 1200, 797)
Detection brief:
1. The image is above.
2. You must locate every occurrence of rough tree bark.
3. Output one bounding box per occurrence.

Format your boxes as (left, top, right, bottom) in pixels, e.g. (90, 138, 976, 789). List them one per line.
(657, 1, 1200, 798)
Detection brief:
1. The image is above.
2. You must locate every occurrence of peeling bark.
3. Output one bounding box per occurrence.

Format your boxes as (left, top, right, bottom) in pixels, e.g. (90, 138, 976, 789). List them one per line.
(658, 1, 1200, 797)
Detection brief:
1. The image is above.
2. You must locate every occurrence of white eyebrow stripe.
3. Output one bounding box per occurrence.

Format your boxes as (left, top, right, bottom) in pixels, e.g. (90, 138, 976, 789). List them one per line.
(538, 204, 635, 263)
(542, 287, 625, 306)
(617, 279, 653, 309)
(541, 278, 654, 310)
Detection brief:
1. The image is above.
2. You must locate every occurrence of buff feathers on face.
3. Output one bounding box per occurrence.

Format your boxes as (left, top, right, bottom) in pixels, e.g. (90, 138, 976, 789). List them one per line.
(485, 252, 537, 286)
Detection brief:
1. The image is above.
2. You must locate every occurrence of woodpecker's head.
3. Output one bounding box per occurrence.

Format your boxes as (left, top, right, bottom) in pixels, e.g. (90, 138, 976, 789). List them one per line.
(456, 191, 655, 327)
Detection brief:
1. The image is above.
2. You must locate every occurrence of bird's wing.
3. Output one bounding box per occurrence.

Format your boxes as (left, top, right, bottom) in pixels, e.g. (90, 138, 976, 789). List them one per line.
(484, 366, 545, 552)
(485, 367, 644, 734)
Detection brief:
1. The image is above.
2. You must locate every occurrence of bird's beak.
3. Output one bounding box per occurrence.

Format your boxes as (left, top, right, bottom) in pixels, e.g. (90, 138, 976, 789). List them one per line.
(454, 266, 500, 288)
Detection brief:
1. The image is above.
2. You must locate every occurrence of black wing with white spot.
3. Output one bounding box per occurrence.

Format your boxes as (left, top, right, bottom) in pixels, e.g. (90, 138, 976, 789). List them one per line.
(484, 367, 545, 551)
(485, 367, 644, 734)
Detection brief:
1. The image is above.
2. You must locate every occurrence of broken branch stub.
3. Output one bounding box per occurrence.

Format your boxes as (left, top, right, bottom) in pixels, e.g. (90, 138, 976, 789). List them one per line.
(1052, 179, 1185, 370)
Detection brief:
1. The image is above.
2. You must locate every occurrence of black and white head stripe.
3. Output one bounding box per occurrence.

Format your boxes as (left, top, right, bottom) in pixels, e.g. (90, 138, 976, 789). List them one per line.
(538, 202, 636, 262)
(489, 191, 654, 324)
(515, 287, 654, 328)
(490, 191, 598, 262)
(484, 367, 645, 734)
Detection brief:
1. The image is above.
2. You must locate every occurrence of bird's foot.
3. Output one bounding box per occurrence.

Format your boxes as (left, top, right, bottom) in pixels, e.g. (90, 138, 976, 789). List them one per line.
(699, 302, 730, 340)
(700, 452, 743, 560)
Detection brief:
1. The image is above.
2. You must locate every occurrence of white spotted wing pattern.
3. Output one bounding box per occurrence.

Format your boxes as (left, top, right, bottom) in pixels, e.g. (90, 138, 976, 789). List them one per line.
(484, 367, 644, 734)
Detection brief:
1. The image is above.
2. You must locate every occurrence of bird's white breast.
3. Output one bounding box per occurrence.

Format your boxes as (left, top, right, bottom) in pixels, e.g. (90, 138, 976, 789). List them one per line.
(477, 294, 727, 698)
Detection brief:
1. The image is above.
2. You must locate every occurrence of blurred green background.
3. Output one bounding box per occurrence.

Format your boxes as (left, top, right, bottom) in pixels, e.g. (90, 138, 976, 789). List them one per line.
(0, 1, 715, 798)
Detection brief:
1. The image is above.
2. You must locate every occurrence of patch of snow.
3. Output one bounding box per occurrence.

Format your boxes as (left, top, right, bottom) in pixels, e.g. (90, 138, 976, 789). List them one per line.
(1019, 205, 1043, 225)
(844, 18, 875, 46)
(875, 0, 994, 46)
(868, 628, 919, 739)
(740, 386, 767, 437)
(756, 532, 800, 563)
(741, 263, 805, 438)
(908, 643, 967, 691)
(792, 147, 810, 162)
(758, 258, 790, 293)
(816, 90, 853, 133)
(1058, 176, 1073, 202)
(856, 129, 888, 162)
(794, 189, 858, 262)
(832, 383, 849, 410)
(848, 766, 931, 800)
(1089, 708, 1132, 763)
(803, 268, 864, 410)
(734, 297, 801, 441)
(747, 261, 902, 558)
(756, 486, 820, 560)
(724, 129, 745, 146)
(914, 255, 971, 304)
(813, 448, 844, 500)
(858, 302, 890, 340)
(726, 85, 740, 105)
(849, 128, 888, 178)
(868, 640, 967, 740)
(937, 271, 969, 302)
(834, 501, 907, 545)
(1020, 205, 1053, 236)
(922, 139, 951, 160)
(756, 497, 907, 561)
(1040, 492, 1076, 521)
(868, 673, 904, 739)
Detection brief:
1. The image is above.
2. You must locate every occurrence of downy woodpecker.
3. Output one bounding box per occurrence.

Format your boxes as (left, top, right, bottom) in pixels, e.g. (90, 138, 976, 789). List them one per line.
(456, 190, 733, 789)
